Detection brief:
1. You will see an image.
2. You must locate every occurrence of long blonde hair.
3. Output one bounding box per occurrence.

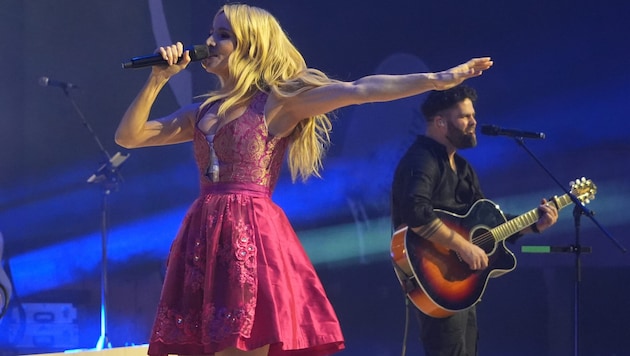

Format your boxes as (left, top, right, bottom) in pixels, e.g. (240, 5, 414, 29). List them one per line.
(200, 4, 336, 182)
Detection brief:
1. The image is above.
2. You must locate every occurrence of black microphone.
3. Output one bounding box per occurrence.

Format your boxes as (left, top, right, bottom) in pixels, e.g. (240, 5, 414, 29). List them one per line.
(481, 124, 545, 139)
(121, 44, 210, 69)
(39, 76, 79, 89)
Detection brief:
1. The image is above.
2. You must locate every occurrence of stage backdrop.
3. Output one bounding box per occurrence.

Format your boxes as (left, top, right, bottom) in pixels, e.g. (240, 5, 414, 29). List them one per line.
(1, 1, 629, 355)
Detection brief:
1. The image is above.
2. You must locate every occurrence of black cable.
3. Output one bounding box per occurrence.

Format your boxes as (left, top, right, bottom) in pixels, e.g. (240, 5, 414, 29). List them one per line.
(400, 296, 410, 356)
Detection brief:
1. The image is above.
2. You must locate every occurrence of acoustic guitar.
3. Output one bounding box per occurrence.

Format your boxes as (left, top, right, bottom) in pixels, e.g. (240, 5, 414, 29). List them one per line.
(390, 178, 596, 318)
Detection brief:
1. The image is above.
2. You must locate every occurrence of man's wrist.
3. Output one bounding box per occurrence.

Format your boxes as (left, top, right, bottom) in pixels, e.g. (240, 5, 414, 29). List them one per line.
(531, 223, 541, 234)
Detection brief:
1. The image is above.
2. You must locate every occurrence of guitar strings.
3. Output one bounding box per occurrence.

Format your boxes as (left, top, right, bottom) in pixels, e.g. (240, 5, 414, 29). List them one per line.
(469, 209, 541, 247)
(469, 192, 580, 247)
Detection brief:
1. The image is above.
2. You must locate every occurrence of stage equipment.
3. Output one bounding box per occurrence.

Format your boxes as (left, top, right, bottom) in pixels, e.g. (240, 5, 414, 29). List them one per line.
(508, 135, 625, 356)
(41, 77, 130, 350)
(0, 232, 12, 320)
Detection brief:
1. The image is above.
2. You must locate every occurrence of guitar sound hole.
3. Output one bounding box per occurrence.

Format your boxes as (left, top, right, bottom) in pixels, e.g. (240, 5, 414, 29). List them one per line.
(472, 228, 495, 254)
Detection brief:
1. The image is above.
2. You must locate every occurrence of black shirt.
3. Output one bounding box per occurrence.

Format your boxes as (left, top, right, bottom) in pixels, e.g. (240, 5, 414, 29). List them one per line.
(391, 135, 485, 230)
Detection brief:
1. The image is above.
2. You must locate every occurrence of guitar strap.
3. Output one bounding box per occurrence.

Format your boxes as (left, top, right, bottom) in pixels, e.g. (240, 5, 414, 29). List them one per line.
(392, 259, 416, 294)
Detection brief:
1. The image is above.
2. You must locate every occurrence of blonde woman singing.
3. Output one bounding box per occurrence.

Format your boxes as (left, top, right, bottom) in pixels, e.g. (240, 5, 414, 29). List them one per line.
(115, 4, 493, 356)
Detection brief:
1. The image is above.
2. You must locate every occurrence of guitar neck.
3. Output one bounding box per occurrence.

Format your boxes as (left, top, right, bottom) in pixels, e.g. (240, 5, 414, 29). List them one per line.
(491, 193, 573, 242)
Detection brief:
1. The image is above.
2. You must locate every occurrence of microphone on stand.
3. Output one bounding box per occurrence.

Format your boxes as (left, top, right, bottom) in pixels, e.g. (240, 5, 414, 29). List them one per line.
(39, 76, 79, 89)
(121, 44, 210, 69)
(480, 124, 545, 139)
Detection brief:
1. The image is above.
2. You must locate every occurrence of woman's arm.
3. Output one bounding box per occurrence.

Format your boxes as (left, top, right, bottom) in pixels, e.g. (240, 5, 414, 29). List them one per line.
(115, 44, 197, 148)
(267, 57, 493, 135)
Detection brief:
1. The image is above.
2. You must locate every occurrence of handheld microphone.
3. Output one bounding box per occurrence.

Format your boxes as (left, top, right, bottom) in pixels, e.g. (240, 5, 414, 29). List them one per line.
(121, 44, 210, 69)
(39, 76, 79, 89)
(481, 124, 545, 139)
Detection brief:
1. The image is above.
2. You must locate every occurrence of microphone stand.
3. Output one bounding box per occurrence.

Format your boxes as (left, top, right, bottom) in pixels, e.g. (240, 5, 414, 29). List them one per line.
(55, 85, 130, 350)
(513, 137, 625, 356)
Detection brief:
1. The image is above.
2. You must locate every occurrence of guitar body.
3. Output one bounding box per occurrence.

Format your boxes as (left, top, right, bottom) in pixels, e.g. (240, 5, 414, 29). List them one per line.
(391, 199, 517, 318)
(391, 178, 596, 318)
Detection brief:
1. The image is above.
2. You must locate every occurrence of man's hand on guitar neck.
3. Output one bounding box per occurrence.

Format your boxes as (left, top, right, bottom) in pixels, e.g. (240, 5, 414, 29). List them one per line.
(411, 219, 488, 271)
(532, 198, 559, 233)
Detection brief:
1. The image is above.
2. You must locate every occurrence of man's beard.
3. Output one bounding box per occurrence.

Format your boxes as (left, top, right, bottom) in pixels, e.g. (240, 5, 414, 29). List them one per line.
(446, 120, 477, 149)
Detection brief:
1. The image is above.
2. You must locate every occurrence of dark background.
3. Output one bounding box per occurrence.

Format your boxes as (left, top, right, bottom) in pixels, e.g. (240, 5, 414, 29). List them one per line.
(1, 1, 629, 355)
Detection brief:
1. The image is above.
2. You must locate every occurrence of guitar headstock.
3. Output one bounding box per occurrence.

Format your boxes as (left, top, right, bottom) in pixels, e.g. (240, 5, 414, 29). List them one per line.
(570, 177, 597, 205)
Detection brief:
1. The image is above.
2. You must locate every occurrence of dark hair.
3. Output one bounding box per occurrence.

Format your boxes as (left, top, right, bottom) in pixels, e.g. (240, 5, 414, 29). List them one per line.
(420, 85, 478, 120)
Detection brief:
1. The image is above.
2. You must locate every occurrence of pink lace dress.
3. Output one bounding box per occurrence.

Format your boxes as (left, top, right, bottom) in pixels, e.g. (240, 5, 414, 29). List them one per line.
(147, 91, 345, 356)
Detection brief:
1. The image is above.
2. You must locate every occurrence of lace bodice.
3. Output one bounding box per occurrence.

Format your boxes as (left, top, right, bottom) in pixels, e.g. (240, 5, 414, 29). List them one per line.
(193, 92, 289, 192)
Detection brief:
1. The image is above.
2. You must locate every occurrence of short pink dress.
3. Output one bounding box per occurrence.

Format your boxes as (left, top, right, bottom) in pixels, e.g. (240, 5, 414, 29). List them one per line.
(147, 91, 345, 356)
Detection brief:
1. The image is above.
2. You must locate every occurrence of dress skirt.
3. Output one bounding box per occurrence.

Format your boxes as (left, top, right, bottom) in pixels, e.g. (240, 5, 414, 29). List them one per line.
(148, 182, 345, 355)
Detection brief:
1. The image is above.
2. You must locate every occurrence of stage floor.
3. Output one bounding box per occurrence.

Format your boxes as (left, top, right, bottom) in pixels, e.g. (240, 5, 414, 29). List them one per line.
(23, 345, 148, 356)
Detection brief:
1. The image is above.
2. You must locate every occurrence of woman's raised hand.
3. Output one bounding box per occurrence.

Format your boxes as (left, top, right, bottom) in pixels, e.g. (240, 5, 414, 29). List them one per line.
(432, 57, 493, 90)
(151, 42, 192, 78)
